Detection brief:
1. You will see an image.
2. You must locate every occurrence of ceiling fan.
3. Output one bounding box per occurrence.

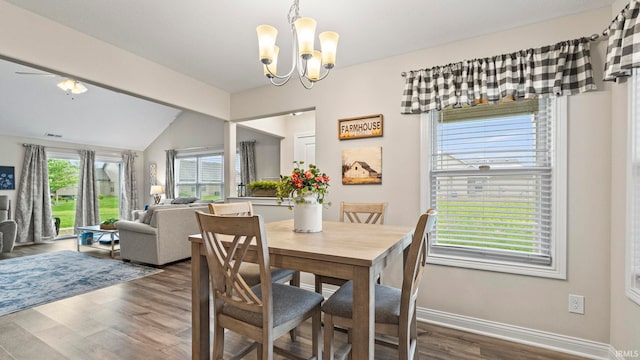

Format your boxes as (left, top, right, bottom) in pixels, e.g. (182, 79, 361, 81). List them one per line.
(15, 71, 88, 94)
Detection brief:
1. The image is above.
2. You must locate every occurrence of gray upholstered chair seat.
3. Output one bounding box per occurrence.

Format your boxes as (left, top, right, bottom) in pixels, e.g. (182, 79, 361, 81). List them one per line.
(223, 282, 324, 327)
(239, 263, 296, 287)
(0, 195, 16, 253)
(0, 221, 17, 253)
(322, 280, 401, 325)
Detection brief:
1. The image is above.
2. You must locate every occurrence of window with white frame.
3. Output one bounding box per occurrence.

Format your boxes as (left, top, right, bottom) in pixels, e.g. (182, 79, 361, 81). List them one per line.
(627, 69, 640, 305)
(175, 153, 224, 200)
(422, 97, 567, 278)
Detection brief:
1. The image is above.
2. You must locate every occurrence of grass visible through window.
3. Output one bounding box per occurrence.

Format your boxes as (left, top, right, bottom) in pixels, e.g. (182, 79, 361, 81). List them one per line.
(435, 199, 545, 254)
(52, 195, 119, 233)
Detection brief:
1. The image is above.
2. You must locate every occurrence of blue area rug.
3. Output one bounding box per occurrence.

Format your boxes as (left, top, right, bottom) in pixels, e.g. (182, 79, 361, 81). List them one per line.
(0, 250, 161, 316)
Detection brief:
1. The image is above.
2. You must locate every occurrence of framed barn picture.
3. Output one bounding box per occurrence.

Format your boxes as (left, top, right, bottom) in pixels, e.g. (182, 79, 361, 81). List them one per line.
(341, 147, 382, 185)
(0, 166, 15, 190)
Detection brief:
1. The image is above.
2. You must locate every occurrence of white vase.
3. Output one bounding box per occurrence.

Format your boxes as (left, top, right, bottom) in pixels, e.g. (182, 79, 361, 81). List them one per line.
(293, 195, 323, 233)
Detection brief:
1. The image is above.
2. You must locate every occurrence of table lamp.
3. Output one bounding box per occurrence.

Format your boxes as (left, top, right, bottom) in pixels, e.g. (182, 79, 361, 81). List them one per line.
(150, 185, 164, 205)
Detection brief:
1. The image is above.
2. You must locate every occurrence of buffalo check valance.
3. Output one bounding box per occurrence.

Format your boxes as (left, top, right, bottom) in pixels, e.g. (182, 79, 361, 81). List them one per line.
(400, 38, 596, 114)
(604, 0, 640, 80)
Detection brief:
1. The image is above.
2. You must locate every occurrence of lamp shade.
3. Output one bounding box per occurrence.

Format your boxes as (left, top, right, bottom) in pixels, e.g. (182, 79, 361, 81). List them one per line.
(257, 25, 278, 63)
(294, 17, 316, 59)
(307, 50, 322, 81)
(319, 31, 339, 68)
(150, 185, 164, 195)
(263, 45, 279, 77)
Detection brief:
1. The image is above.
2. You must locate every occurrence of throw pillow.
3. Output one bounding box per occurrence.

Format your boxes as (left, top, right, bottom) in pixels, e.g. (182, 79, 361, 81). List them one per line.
(142, 207, 156, 224)
(172, 197, 198, 204)
(134, 210, 147, 222)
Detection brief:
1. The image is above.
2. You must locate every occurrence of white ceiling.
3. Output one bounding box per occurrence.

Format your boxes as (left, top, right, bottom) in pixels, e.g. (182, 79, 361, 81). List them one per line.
(0, 0, 615, 149)
(0, 59, 182, 151)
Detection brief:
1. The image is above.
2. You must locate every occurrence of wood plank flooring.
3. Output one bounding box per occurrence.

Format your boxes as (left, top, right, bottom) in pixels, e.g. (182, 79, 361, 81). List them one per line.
(0, 240, 587, 359)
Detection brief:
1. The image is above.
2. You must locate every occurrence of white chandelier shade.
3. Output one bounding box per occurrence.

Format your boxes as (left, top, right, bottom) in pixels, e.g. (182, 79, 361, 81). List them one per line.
(256, 0, 339, 89)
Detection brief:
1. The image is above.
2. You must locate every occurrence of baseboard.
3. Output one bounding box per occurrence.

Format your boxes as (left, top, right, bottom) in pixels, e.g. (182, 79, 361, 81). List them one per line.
(417, 307, 615, 360)
(300, 283, 619, 359)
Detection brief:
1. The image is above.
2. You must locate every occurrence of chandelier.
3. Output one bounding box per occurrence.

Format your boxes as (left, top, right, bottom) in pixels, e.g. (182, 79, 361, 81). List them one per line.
(256, 0, 339, 89)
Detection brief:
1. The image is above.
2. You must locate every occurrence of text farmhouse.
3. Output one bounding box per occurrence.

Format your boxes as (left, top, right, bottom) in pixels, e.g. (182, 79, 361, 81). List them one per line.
(338, 114, 383, 140)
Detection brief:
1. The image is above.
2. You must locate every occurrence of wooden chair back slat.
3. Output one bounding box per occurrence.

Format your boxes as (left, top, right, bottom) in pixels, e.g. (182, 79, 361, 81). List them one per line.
(195, 212, 272, 315)
(209, 201, 254, 216)
(340, 202, 386, 225)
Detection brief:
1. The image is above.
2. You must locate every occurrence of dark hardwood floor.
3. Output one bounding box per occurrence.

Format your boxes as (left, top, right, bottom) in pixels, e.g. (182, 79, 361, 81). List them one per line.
(0, 240, 587, 359)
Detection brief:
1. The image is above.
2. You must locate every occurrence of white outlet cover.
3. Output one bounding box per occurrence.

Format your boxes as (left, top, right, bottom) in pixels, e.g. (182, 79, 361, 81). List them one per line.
(569, 294, 585, 314)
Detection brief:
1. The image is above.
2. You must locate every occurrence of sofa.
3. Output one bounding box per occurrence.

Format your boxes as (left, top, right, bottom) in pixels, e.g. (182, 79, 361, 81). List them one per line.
(0, 195, 16, 253)
(115, 204, 210, 266)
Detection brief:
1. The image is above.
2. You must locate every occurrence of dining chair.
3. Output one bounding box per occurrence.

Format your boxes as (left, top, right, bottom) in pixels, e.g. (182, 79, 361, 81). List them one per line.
(321, 209, 437, 360)
(195, 212, 323, 360)
(209, 202, 300, 288)
(315, 202, 386, 294)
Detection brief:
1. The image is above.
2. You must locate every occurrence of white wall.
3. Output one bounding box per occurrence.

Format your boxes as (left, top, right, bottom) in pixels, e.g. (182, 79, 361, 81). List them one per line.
(230, 7, 618, 343)
(279, 111, 315, 175)
(237, 127, 281, 181)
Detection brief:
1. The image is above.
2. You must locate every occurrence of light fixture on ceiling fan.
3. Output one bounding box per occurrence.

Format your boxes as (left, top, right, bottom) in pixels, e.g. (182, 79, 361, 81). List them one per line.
(256, 0, 339, 89)
(56, 78, 88, 95)
(15, 71, 88, 95)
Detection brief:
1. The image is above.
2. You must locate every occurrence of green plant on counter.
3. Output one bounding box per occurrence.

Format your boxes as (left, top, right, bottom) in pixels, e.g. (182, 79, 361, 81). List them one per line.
(246, 180, 279, 191)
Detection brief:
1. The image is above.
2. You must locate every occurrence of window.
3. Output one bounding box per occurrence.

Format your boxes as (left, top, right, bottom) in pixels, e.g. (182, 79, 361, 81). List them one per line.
(47, 153, 121, 237)
(176, 153, 224, 200)
(627, 69, 640, 305)
(422, 97, 567, 278)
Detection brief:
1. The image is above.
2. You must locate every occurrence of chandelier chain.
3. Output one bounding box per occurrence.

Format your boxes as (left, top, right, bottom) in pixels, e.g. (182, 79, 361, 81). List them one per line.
(287, 0, 300, 27)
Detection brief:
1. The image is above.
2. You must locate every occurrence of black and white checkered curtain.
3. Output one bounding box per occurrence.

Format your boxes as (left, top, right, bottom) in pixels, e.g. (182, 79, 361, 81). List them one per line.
(400, 38, 596, 114)
(604, 0, 640, 80)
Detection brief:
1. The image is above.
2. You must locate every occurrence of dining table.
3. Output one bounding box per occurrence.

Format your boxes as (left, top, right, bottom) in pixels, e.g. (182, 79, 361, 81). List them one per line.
(189, 218, 414, 360)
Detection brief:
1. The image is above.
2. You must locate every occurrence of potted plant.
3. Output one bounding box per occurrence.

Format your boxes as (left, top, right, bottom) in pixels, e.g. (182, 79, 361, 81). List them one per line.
(247, 180, 279, 197)
(100, 218, 118, 230)
(277, 161, 330, 233)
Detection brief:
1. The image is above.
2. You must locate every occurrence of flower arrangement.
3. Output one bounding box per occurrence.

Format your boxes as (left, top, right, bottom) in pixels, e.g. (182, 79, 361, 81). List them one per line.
(276, 161, 330, 204)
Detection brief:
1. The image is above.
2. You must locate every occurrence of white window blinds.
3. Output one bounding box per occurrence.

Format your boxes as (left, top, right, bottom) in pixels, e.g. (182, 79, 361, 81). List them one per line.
(430, 99, 553, 265)
(628, 69, 640, 304)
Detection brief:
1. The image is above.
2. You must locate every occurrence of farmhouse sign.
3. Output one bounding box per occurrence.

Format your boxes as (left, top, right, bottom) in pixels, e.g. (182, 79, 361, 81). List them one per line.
(338, 114, 383, 140)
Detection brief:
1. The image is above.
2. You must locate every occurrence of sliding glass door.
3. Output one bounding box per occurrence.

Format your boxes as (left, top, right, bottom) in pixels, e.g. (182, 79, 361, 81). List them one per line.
(48, 153, 121, 236)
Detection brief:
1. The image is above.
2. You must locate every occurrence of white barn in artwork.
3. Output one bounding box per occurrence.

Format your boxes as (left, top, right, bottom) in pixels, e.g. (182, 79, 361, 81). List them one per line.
(345, 161, 379, 178)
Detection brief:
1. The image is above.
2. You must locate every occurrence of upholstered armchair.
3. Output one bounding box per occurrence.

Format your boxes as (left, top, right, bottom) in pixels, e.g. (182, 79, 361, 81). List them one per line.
(0, 195, 17, 253)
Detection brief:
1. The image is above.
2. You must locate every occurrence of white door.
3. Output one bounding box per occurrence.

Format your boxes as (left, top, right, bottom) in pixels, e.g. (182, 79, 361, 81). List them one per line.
(294, 132, 316, 165)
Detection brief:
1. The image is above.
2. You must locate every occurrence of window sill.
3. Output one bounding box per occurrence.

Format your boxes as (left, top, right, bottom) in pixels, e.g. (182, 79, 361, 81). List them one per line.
(427, 254, 567, 279)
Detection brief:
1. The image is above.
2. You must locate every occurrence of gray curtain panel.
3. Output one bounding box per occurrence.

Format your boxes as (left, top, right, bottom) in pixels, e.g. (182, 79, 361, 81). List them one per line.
(165, 149, 176, 199)
(74, 150, 100, 230)
(604, 0, 640, 80)
(401, 37, 596, 114)
(15, 144, 55, 243)
(239, 141, 257, 185)
(120, 151, 138, 221)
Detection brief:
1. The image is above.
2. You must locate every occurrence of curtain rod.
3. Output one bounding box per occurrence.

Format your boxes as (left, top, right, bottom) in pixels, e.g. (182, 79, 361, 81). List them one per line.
(166, 146, 219, 152)
(400, 34, 607, 78)
(167, 142, 256, 152)
(22, 143, 135, 157)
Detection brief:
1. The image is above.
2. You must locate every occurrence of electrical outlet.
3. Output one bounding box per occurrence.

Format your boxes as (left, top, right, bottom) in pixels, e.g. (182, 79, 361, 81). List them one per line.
(568, 294, 585, 314)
